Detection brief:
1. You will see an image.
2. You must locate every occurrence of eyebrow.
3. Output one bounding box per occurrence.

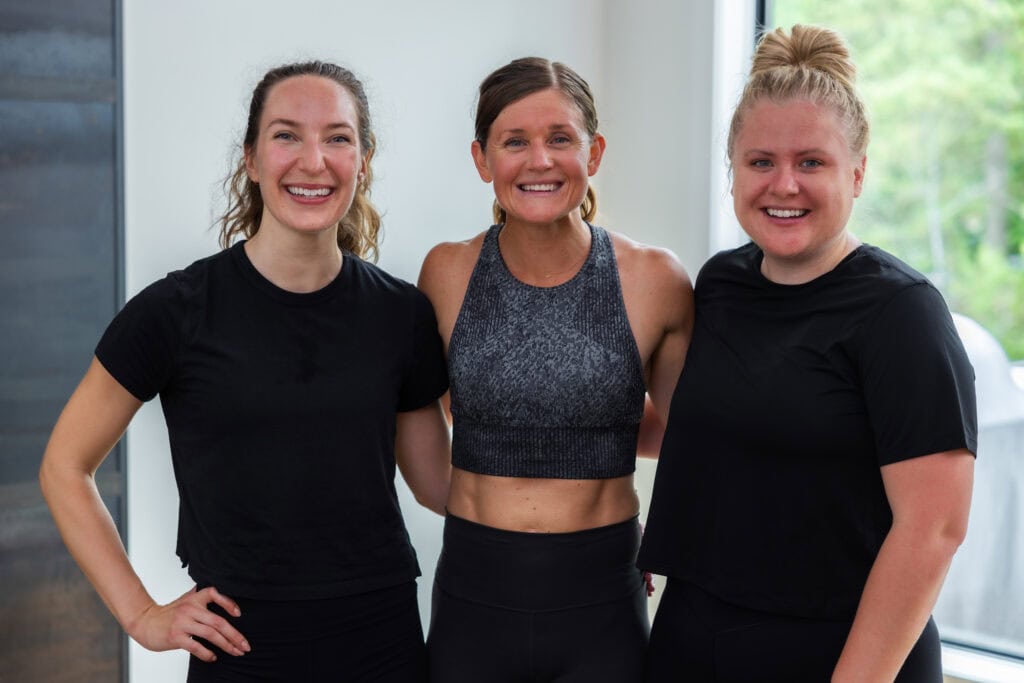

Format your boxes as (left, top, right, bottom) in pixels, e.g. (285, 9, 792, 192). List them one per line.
(743, 148, 829, 157)
(266, 118, 356, 131)
(498, 123, 575, 135)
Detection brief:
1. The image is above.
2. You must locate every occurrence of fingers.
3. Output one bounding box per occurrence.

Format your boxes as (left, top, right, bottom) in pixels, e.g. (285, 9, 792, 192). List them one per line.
(187, 587, 251, 657)
(182, 611, 249, 660)
(180, 633, 218, 663)
(197, 586, 242, 618)
(643, 571, 656, 597)
(133, 587, 251, 661)
(192, 585, 241, 618)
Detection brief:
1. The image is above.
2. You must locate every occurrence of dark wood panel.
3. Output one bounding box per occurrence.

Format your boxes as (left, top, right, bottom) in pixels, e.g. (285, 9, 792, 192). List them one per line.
(0, 478, 123, 682)
(0, 0, 124, 679)
(0, 0, 115, 80)
(0, 101, 118, 485)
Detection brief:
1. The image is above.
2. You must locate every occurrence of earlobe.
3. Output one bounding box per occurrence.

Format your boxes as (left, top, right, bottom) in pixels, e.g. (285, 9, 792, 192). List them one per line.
(471, 140, 493, 183)
(853, 155, 866, 198)
(359, 151, 371, 187)
(244, 146, 258, 183)
(587, 134, 607, 177)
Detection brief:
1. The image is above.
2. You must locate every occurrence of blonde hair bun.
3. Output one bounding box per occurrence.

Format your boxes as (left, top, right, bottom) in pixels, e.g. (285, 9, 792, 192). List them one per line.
(752, 25, 857, 92)
(727, 24, 869, 161)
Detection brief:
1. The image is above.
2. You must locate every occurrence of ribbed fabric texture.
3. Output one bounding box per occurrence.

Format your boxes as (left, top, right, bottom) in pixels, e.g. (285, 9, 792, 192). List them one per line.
(448, 224, 645, 479)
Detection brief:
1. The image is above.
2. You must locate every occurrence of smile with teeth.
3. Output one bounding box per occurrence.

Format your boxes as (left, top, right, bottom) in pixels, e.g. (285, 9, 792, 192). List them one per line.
(766, 208, 808, 218)
(287, 186, 333, 198)
(519, 183, 560, 192)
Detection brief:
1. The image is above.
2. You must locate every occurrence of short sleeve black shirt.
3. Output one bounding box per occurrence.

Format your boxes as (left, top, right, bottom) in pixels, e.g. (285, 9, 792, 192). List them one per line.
(96, 243, 448, 600)
(638, 243, 977, 619)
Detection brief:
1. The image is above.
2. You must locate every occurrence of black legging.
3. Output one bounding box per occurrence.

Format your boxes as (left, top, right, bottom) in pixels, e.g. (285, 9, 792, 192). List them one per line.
(427, 513, 650, 683)
(645, 578, 943, 682)
(186, 581, 427, 683)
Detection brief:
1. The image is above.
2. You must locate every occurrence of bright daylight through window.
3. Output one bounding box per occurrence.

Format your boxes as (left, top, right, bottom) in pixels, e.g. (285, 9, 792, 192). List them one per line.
(769, 0, 1024, 669)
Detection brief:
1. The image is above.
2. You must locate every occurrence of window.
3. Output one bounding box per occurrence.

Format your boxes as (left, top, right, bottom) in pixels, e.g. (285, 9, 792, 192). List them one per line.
(766, 0, 1024, 676)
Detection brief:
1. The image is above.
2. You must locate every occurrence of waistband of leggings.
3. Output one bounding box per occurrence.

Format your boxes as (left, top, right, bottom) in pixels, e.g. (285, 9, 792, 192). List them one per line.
(434, 512, 643, 611)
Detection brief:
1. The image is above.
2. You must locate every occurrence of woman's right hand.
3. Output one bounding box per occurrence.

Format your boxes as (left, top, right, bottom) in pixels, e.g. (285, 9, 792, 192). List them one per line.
(127, 586, 251, 662)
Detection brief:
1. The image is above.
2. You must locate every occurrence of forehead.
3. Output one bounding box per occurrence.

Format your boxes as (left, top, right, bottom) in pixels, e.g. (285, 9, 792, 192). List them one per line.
(492, 88, 585, 131)
(261, 75, 359, 126)
(737, 98, 850, 150)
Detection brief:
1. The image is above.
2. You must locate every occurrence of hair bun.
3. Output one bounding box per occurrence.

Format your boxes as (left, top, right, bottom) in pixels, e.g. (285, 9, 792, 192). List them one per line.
(726, 23, 869, 160)
(752, 24, 857, 91)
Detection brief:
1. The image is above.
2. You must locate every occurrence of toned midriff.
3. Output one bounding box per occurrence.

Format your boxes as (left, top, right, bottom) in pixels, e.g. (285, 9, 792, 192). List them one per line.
(446, 468, 640, 533)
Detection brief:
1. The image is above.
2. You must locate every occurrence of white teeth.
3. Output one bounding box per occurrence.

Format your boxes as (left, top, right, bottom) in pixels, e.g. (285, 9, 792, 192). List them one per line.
(520, 183, 558, 192)
(287, 186, 332, 197)
(766, 208, 807, 218)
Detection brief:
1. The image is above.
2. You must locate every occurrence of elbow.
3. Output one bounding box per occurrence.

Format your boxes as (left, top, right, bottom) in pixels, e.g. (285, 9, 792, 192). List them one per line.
(415, 489, 449, 517)
(890, 508, 970, 568)
(933, 497, 972, 555)
(902, 513, 970, 564)
(424, 501, 447, 517)
(38, 456, 57, 504)
(38, 456, 70, 511)
(939, 513, 970, 555)
(403, 473, 449, 517)
(39, 450, 89, 509)
(414, 496, 442, 517)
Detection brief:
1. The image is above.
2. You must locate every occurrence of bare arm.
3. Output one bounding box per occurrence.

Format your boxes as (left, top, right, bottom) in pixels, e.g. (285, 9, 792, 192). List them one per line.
(635, 396, 666, 458)
(831, 449, 974, 682)
(395, 399, 452, 516)
(39, 357, 250, 662)
(629, 246, 694, 458)
(417, 238, 483, 349)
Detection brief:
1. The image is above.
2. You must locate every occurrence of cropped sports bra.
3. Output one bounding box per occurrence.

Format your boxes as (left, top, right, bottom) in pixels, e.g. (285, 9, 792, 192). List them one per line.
(447, 224, 645, 479)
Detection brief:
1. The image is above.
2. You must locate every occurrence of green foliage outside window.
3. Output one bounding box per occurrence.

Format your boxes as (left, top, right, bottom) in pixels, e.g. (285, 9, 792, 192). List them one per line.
(772, 0, 1024, 358)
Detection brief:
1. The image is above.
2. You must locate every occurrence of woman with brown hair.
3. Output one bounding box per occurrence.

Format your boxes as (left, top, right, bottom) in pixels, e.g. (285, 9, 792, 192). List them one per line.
(419, 57, 693, 683)
(40, 60, 450, 682)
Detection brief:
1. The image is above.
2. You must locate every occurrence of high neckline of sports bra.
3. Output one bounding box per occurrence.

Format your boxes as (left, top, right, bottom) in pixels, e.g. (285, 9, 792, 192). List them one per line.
(491, 222, 599, 291)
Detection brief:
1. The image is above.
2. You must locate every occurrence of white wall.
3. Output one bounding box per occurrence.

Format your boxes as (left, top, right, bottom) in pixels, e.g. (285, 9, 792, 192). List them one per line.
(122, 1, 745, 680)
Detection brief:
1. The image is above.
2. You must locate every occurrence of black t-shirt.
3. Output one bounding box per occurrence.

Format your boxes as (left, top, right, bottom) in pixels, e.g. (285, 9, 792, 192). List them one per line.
(96, 242, 448, 600)
(638, 243, 977, 620)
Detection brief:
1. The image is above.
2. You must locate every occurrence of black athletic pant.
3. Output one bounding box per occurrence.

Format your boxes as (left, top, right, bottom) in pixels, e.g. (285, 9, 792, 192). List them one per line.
(645, 578, 943, 682)
(427, 513, 650, 683)
(186, 581, 427, 682)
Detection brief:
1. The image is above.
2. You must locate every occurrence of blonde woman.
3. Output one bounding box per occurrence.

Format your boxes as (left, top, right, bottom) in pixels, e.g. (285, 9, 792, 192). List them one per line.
(639, 26, 976, 682)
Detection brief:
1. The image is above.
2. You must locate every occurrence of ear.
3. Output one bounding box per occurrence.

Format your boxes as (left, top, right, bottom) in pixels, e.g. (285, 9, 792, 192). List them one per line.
(359, 148, 372, 183)
(852, 155, 866, 198)
(244, 145, 258, 183)
(586, 133, 606, 177)
(471, 140, 492, 183)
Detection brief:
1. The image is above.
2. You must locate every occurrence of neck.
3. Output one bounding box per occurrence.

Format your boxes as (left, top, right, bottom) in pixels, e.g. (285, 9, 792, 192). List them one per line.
(244, 227, 343, 293)
(499, 214, 591, 286)
(760, 232, 860, 285)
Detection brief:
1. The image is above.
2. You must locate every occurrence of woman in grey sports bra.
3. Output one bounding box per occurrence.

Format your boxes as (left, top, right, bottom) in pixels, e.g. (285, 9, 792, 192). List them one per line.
(418, 57, 694, 683)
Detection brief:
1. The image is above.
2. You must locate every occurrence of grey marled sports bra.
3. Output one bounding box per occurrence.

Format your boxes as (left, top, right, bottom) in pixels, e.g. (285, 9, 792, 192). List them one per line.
(448, 223, 646, 479)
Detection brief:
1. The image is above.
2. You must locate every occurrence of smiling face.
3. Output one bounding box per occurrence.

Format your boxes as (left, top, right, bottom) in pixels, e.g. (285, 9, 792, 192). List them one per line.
(731, 98, 866, 283)
(244, 74, 366, 240)
(472, 88, 604, 229)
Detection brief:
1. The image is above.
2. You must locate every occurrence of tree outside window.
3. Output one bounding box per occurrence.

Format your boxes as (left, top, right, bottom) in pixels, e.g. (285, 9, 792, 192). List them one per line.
(773, 0, 1024, 357)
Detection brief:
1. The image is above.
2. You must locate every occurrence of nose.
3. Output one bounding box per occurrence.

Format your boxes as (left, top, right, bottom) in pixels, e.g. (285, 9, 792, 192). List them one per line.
(770, 166, 799, 196)
(527, 144, 553, 170)
(297, 141, 326, 173)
